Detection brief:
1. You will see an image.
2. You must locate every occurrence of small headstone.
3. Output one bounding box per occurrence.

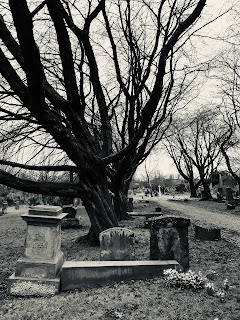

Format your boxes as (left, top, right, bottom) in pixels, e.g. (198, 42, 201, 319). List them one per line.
(99, 227, 135, 261)
(195, 225, 221, 241)
(150, 216, 190, 271)
(2, 201, 7, 214)
(127, 198, 133, 212)
(226, 188, 234, 205)
(61, 206, 81, 228)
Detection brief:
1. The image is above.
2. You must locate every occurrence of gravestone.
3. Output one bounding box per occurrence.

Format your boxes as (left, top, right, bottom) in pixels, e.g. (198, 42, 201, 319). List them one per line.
(61, 205, 81, 228)
(99, 227, 135, 261)
(226, 187, 234, 205)
(150, 216, 190, 271)
(7, 205, 67, 296)
(217, 187, 224, 203)
(2, 201, 7, 214)
(195, 225, 221, 241)
(127, 198, 133, 212)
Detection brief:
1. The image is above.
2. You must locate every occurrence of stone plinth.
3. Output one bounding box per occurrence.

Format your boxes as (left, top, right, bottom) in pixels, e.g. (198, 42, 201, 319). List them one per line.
(61, 260, 180, 291)
(150, 216, 190, 271)
(127, 198, 133, 212)
(7, 205, 67, 296)
(195, 225, 221, 241)
(100, 227, 135, 261)
(61, 206, 81, 229)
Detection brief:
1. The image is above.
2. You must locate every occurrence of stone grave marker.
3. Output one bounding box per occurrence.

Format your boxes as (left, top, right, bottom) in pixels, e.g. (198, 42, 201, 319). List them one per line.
(149, 216, 190, 271)
(226, 187, 234, 205)
(7, 205, 67, 296)
(61, 205, 81, 228)
(195, 225, 221, 241)
(99, 227, 135, 261)
(127, 198, 133, 212)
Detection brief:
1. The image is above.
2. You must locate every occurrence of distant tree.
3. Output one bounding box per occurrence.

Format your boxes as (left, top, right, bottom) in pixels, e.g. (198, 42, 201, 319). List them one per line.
(165, 109, 223, 199)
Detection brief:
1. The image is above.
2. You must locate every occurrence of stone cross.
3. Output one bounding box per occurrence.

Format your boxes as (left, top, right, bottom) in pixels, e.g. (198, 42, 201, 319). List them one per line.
(99, 227, 135, 261)
(149, 216, 190, 271)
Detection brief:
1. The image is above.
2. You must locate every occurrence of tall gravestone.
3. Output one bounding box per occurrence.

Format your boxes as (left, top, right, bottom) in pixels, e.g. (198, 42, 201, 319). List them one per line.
(99, 227, 135, 261)
(149, 216, 190, 271)
(7, 205, 67, 296)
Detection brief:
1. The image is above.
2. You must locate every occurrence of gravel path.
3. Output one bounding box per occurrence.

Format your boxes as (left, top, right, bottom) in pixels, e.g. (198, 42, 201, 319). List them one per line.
(153, 195, 240, 247)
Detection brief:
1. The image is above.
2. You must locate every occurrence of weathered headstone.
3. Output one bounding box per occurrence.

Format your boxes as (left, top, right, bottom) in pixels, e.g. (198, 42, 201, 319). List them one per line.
(61, 205, 81, 228)
(217, 187, 224, 203)
(226, 187, 234, 205)
(99, 227, 135, 261)
(7, 205, 67, 296)
(150, 216, 190, 271)
(2, 201, 7, 214)
(127, 198, 133, 212)
(195, 225, 221, 241)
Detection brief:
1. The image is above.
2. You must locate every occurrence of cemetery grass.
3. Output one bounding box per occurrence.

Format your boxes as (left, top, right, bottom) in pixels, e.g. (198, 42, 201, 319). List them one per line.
(0, 203, 239, 320)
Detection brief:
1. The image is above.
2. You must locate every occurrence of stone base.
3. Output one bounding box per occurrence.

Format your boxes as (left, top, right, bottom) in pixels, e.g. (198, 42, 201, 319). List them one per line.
(61, 260, 180, 291)
(7, 273, 60, 297)
(15, 252, 64, 279)
(61, 218, 81, 229)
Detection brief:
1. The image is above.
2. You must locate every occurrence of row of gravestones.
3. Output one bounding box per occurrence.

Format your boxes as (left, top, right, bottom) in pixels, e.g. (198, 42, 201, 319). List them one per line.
(7, 205, 190, 296)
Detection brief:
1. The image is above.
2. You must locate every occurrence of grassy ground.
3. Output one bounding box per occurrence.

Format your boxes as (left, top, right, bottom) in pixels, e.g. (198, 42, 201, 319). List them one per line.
(0, 201, 240, 320)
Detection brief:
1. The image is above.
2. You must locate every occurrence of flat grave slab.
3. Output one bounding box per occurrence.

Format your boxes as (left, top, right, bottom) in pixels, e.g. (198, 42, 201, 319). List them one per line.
(61, 260, 180, 291)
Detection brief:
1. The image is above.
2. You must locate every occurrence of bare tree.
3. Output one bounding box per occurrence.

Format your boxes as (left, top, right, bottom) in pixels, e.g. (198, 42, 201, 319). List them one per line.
(165, 109, 223, 199)
(0, 0, 207, 242)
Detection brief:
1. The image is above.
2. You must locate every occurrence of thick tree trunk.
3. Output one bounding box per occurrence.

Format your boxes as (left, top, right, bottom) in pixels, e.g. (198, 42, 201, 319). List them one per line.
(189, 182, 198, 198)
(113, 189, 130, 220)
(76, 170, 118, 245)
(199, 170, 212, 200)
(111, 173, 134, 220)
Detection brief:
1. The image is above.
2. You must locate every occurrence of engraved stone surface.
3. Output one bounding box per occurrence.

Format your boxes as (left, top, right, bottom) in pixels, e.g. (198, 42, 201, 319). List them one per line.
(100, 227, 135, 261)
(150, 216, 190, 271)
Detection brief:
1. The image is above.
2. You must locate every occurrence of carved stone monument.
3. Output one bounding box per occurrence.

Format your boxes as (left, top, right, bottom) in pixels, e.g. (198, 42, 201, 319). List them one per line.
(99, 227, 135, 261)
(150, 216, 190, 271)
(7, 205, 67, 296)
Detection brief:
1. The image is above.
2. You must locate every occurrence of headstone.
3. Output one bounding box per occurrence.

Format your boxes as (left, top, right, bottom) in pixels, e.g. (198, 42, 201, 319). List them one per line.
(150, 216, 190, 271)
(61, 206, 81, 228)
(15, 200, 20, 210)
(99, 227, 135, 261)
(2, 201, 7, 214)
(195, 225, 221, 241)
(128, 198, 133, 212)
(217, 187, 224, 203)
(7, 205, 67, 296)
(226, 187, 234, 205)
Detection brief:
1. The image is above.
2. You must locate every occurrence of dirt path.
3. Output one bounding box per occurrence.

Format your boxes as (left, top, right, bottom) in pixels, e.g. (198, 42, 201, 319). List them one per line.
(152, 195, 240, 247)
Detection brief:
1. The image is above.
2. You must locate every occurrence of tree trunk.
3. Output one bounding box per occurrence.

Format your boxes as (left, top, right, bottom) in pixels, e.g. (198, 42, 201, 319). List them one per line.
(111, 173, 134, 220)
(189, 181, 198, 198)
(77, 170, 119, 244)
(199, 170, 212, 200)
